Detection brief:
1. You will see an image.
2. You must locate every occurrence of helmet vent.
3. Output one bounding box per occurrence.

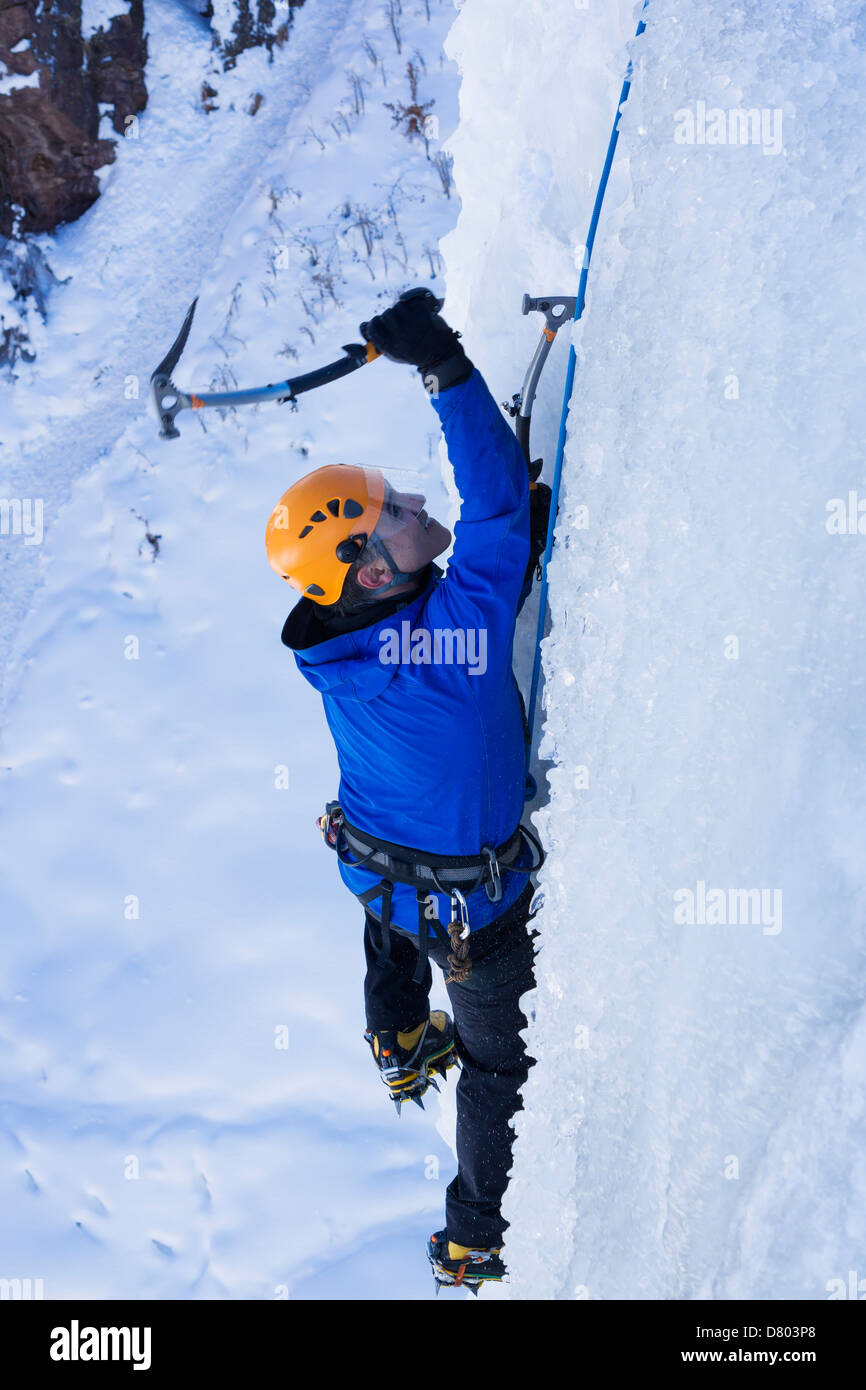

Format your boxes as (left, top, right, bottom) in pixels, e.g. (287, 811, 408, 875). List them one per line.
(298, 525, 313, 539)
(343, 498, 363, 519)
(305, 583, 325, 597)
(310, 510, 326, 523)
(326, 498, 340, 517)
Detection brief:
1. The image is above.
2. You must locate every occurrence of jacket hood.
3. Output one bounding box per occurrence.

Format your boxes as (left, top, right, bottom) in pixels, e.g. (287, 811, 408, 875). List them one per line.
(281, 564, 442, 701)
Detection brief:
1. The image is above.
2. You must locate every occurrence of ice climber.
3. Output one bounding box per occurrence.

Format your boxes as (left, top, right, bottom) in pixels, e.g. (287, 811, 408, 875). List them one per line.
(265, 287, 546, 1292)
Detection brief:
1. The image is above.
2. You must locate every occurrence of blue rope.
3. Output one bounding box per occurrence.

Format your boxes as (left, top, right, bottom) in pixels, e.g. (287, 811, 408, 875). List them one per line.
(525, 6, 648, 778)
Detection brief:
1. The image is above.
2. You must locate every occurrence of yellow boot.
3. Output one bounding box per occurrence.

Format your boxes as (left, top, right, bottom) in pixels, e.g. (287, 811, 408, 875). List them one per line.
(364, 1011, 458, 1114)
(427, 1230, 505, 1292)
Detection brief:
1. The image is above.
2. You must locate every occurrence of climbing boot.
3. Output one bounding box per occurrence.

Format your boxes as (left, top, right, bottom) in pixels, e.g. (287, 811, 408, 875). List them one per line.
(426, 1230, 506, 1293)
(364, 1011, 458, 1114)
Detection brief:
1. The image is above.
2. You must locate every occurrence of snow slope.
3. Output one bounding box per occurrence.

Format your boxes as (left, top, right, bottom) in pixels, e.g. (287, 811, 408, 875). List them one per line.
(438, 0, 866, 1299)
(0, 0, 415, 706)
(1, 0, 465, 1300)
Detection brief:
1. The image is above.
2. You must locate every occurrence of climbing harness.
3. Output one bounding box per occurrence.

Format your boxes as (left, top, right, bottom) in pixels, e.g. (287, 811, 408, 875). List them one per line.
(317, 801, 544, 984)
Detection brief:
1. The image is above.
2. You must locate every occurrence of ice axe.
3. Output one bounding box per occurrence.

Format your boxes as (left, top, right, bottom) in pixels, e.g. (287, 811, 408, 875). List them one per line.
(504, 294, 577, 466)
(149, 298, 384, 440)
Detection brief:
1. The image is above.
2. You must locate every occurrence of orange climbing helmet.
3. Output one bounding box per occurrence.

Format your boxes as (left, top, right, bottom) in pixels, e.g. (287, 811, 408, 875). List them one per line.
(265, 464, 386, 605)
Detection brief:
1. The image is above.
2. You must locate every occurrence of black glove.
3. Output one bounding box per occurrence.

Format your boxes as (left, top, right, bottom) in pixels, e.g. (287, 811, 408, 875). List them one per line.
(360, 287, 473, 394)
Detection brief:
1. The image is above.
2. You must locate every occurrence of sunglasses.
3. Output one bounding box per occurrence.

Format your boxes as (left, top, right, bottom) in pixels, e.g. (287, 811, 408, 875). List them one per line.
(336, 481, 428, 564)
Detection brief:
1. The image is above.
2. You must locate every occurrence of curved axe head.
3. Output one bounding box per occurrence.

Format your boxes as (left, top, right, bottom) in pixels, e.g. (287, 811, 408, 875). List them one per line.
(150, 298, 198, 439)
(149, 297, 386, 440)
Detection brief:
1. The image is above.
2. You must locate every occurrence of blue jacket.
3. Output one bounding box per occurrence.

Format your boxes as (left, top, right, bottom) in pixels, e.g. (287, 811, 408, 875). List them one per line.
(283, 368, 533, 934)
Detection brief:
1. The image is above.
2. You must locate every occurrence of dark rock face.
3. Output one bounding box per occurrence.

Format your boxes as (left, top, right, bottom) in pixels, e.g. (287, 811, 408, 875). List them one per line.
(0, 0, 148, 236)
(89, 1, 148, 136)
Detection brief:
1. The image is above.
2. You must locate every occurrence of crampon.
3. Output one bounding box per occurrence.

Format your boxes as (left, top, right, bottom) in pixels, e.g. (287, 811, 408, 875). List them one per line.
(364, 1011, 459, 1115)
(427, 1230, 505, 1294)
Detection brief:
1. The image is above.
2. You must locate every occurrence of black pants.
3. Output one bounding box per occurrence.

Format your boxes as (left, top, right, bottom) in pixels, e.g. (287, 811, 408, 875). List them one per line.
(363, 880, 539, 1249)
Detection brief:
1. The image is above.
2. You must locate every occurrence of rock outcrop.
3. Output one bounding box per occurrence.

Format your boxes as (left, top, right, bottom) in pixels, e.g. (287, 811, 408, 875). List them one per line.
(0, 0, 148, 236)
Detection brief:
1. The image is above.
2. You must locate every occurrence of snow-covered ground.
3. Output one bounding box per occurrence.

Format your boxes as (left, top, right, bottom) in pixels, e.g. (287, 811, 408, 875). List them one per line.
(1, 0, 466, 1301)
(3, 0, 864, 1302)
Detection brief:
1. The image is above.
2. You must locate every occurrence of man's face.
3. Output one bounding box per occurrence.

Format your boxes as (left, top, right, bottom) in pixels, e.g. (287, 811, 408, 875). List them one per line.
(373, 485, 451, 571)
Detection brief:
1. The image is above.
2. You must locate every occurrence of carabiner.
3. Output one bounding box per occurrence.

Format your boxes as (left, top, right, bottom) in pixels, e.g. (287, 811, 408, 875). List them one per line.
(449, 889, 471, 941)
(481, 845, 502, 903)
(317, 801, 343, 848)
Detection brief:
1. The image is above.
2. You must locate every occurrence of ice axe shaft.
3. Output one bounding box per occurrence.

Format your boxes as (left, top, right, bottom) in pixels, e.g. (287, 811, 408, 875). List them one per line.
(503, 294, 577, 466)
(150, 299, 381, 440)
